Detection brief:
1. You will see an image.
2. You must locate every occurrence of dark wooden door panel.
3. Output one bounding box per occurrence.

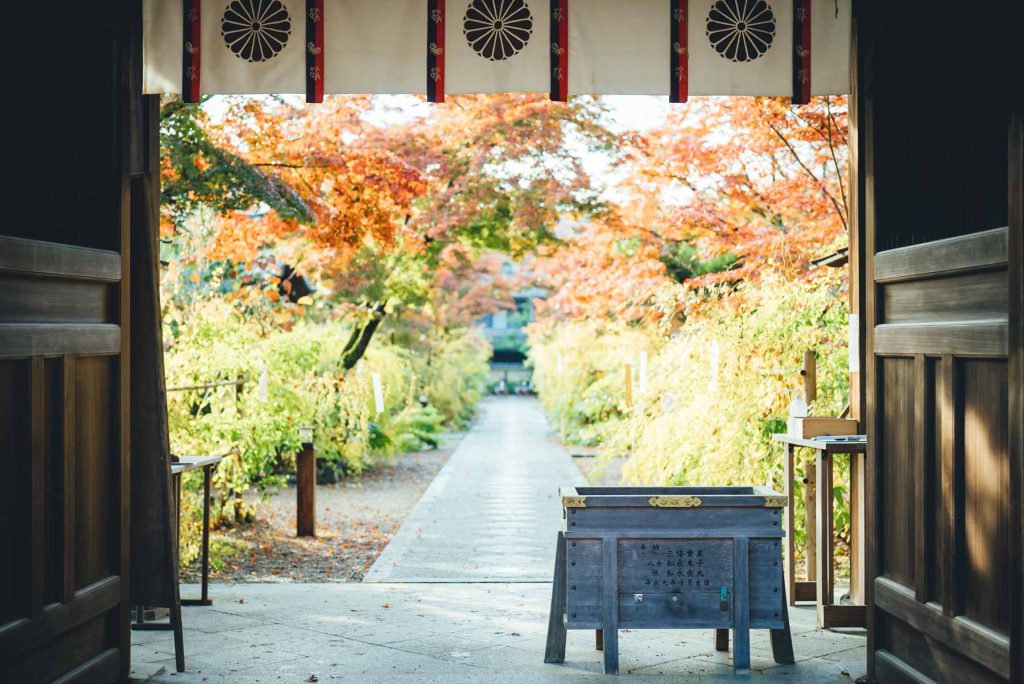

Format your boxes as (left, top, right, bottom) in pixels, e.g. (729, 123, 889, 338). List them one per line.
(875, 611, 1006, 684)
(5, 611, 120, 684)
(0, 359, 31, 626)
(928, 358, 944, 606)
(962, 360, 1010, 635)
(879, 357, 916, 588)
(74, 356, 119, 591)
(0, 237, 128, 682)
(0, 349, 125, 682)
(870, 230, 1013, 682)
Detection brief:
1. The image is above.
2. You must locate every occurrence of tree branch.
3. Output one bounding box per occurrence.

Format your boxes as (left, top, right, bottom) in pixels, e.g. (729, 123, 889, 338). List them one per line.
(784, 102, 848, 219)
(250, 162, 332, 169)
(765, 119, 848, 230)
(824, 97, 848, 212)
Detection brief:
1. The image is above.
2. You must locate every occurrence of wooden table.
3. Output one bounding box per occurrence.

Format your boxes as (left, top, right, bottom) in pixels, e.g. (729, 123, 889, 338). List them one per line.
(772, 434, 867, 629)
(171, 455, 224, 606)
(132, 453, 224, 671)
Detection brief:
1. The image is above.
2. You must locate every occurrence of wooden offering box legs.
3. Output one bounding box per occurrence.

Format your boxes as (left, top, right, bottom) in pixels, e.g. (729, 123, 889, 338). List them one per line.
(544, 486, 794, 674)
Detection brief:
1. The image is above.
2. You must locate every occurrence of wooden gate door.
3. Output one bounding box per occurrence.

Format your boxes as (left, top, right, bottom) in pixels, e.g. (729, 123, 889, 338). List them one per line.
(859, 4, 1020, 681)
(0, 3, 131, 682)
(867, 227, 1013, 683)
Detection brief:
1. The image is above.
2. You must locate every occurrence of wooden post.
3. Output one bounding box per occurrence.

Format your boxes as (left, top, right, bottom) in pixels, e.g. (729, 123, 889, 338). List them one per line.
(624, 363, 633, 408)
(802, 351, 818, 584)
(732, 537, 751, 673)
(129, 94, 185, 673)
(601, 538, 620, 675)
(544, 532, 568, 663)
(784, 444, 797, 604)
(802, 350, 817, 405)
(816, 450, 835, 629)
(296, 442, 316, 537)
(235, 374, 245, 413)
(199, 465, 211, 604)
(770, 583, 795, 664)
(804, 459, 817, 583)
(849, 452, 865, 604)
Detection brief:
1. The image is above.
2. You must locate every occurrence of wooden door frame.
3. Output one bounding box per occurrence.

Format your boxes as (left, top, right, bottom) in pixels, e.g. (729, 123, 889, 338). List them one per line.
(1008, 104, 1023, 684)
(847, 0, 869, 612)
(848, 0, 876, 672)
(117, 2, 133, 677)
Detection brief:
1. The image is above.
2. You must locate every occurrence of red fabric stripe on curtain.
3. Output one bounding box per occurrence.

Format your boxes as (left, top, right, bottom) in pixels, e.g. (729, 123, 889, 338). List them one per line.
(550, 0, 568, 101)
(428, 0, 445, 103)
(670, 0, 688, 103)
(182, 0, 201, 103)
(792, 0, 811, 104)
(306, 0, 325, 103)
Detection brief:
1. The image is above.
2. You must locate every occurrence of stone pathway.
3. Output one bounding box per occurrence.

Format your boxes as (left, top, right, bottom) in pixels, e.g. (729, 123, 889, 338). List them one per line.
(365, 397, 585, 582)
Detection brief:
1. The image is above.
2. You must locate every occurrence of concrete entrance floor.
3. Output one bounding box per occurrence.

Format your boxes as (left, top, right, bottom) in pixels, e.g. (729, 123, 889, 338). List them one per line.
(133, 399, 866, 682)
(132, 582, 866, 682)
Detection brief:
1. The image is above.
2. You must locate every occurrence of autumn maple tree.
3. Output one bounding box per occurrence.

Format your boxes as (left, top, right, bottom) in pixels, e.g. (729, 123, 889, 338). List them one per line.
(537, 96, 849, 323)
(159, 94, 612, 366)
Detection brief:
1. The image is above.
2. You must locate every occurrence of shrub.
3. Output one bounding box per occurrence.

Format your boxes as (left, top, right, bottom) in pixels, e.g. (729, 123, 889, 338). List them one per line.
(164, 299, 491, 565)
(529, 272, 850, 562)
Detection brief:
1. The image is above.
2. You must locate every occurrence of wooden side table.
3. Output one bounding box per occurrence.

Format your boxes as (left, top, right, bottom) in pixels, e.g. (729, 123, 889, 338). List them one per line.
(131, 453, 223, 672)
(172, 455, 223, 606)
(772, 434, 867, 629)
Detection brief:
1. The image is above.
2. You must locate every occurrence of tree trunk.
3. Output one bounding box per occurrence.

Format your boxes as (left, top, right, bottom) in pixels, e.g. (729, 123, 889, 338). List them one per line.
(341, 302, 387, 370)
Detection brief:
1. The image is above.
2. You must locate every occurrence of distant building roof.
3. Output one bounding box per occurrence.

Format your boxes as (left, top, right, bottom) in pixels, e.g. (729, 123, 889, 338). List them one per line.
(812, 247, 849, 268)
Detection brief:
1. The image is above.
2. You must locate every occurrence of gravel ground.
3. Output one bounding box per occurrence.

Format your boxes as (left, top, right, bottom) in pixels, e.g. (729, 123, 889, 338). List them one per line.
(181, 433, 463, 584)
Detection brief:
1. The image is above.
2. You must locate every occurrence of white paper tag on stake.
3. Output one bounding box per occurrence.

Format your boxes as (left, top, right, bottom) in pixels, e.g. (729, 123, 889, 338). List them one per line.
(256, 366, 268, 403)
(638, 350, 648, 396)
(848, 314, 860, 373)
(372, 372, 385, 416)
(710, 341, 721, 390)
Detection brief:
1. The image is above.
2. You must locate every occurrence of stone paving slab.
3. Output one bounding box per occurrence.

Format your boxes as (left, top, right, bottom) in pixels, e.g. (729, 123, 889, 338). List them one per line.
(132, 583, 867, 683)
(365, 397, 586, 582)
